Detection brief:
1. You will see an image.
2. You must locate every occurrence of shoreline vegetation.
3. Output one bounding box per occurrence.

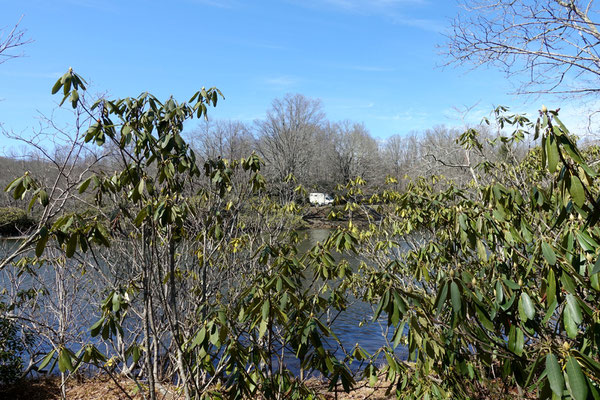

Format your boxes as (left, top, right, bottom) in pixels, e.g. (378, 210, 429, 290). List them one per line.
(2, 65, 600, 399)
(0, 204, 377, 239)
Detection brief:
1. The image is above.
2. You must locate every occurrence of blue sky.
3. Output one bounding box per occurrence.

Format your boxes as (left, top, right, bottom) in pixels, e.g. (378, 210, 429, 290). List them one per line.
(0, 0, 592, 151)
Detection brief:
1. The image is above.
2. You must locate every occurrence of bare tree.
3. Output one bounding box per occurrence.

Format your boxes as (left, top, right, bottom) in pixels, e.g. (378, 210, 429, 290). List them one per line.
(0, 16, 32, 65)
(255, 94, 325, 201)
(330, 121, 381, 185)
(189, 118, 254, 161)
(382, 133, 420, 187)
(445, 0, 600, 96)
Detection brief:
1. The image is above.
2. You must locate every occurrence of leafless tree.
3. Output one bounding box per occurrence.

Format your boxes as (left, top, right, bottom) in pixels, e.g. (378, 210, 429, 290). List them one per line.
(445, 0, 600, 96)
(382, 133, 421, 187)
(330, 121, 381, 185)
(255, 94, 325, 201)
(189, 119, 254, 161)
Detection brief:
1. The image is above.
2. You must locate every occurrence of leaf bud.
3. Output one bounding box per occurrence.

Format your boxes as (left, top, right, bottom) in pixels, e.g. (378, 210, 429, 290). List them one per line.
(541, 105, 547, 113)
(563, 341, 570, 351)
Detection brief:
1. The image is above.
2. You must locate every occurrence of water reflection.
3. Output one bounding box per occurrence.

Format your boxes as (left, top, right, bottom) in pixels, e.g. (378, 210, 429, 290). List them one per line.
(296, 229, 408, 365)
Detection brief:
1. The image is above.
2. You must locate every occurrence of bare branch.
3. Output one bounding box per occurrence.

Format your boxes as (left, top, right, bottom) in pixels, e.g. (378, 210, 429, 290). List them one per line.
(0, 15, 33, 65)
(443, 0, 600, 96)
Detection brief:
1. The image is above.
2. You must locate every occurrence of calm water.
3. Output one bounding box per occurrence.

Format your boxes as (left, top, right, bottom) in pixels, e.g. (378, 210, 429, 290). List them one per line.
(1, 229, 407, 376)
(297, 229, 408, 363)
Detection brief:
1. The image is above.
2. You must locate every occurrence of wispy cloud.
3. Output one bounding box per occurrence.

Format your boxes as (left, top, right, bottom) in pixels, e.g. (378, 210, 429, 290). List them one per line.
(320, 0, 428, 11)
(391, 17, 445, 33)
(370, 110, 429, 121)
(331, 101, 375, 111)
(0, 70, 62, 79)
(263, 76, 299, 88)
(289, 0, 441, 32)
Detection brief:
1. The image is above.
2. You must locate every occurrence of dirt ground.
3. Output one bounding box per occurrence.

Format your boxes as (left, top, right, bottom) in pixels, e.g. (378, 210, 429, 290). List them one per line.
(0, 376, 396, 400)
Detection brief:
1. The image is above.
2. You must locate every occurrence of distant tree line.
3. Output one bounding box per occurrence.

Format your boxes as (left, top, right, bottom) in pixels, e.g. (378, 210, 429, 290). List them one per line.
(0, 92, 533, 216)
(186, 94, 513, 202)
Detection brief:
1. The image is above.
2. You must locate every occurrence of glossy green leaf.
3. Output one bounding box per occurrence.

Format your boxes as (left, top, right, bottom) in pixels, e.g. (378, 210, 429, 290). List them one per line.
(566, 294, 583, 325)
(78, 177, 92, 193)
(592, 258, 600, 275)
(520, 292, 535, 320)
(569, 175, 585, 207)
(547, 268, 556, 306)
(542, 241, 557, 266)
(546, 353, 564, 397)
(38, 349, 56, 370)
(546, 134, 559, 173)
(450, 281, 461, 314)
(36, 227, 49, 257)
(566, 356, 588, 400)
(564, 306, 579, 339)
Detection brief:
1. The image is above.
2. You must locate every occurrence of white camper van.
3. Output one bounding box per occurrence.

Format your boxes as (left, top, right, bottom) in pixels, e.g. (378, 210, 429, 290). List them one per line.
(309, 192, 334, 206)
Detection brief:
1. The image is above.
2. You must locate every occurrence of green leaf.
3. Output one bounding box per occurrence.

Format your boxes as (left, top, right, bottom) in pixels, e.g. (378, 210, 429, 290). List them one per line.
(434, 280, 448, 316)
(90, 317, 104, 337)
(63, 74, 71, 95)
(542, 241, 557, 266)
(112, 293, 121, 313)
(36, 227, 49, 257)
(546, 353, 564, 397)
(132, 345, 140, 363)
(576, 231, 599, 252)
(37, 190, 49, 207)
(495, 280, 504, 304)
(546, 134, 559, 173)
(514, 327, 524, 356)
(51, 78, 62, 94)
(58, 348, 73, 372)
(547, 268, 556, 306)
(66, 233, 77, 258)
(450, 281, 461, 314)
(566, 356, 588, 400)
(4, 176, 23, 193)
(70, 89, 79, 108)
(258, 319, 268, 339)
(564, 306, 579, 339)
(261, 300, 270, 321)
(569, 175, 585, 207)
(476, 239, 487, 261)
(519, 292, 535, 321)
(593, 258, 600, 275)
(38, 349, 56, 370)
(78, 177, 92, 193)
(566, 294, 583, 325)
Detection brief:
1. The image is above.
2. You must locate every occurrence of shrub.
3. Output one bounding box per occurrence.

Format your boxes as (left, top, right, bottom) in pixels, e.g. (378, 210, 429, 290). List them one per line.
(0, 207, 35, 236)
(0, 314, 24, 385)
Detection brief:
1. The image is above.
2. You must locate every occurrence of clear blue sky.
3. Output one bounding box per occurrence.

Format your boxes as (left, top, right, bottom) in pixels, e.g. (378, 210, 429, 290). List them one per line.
(0, 0, 587, 151)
